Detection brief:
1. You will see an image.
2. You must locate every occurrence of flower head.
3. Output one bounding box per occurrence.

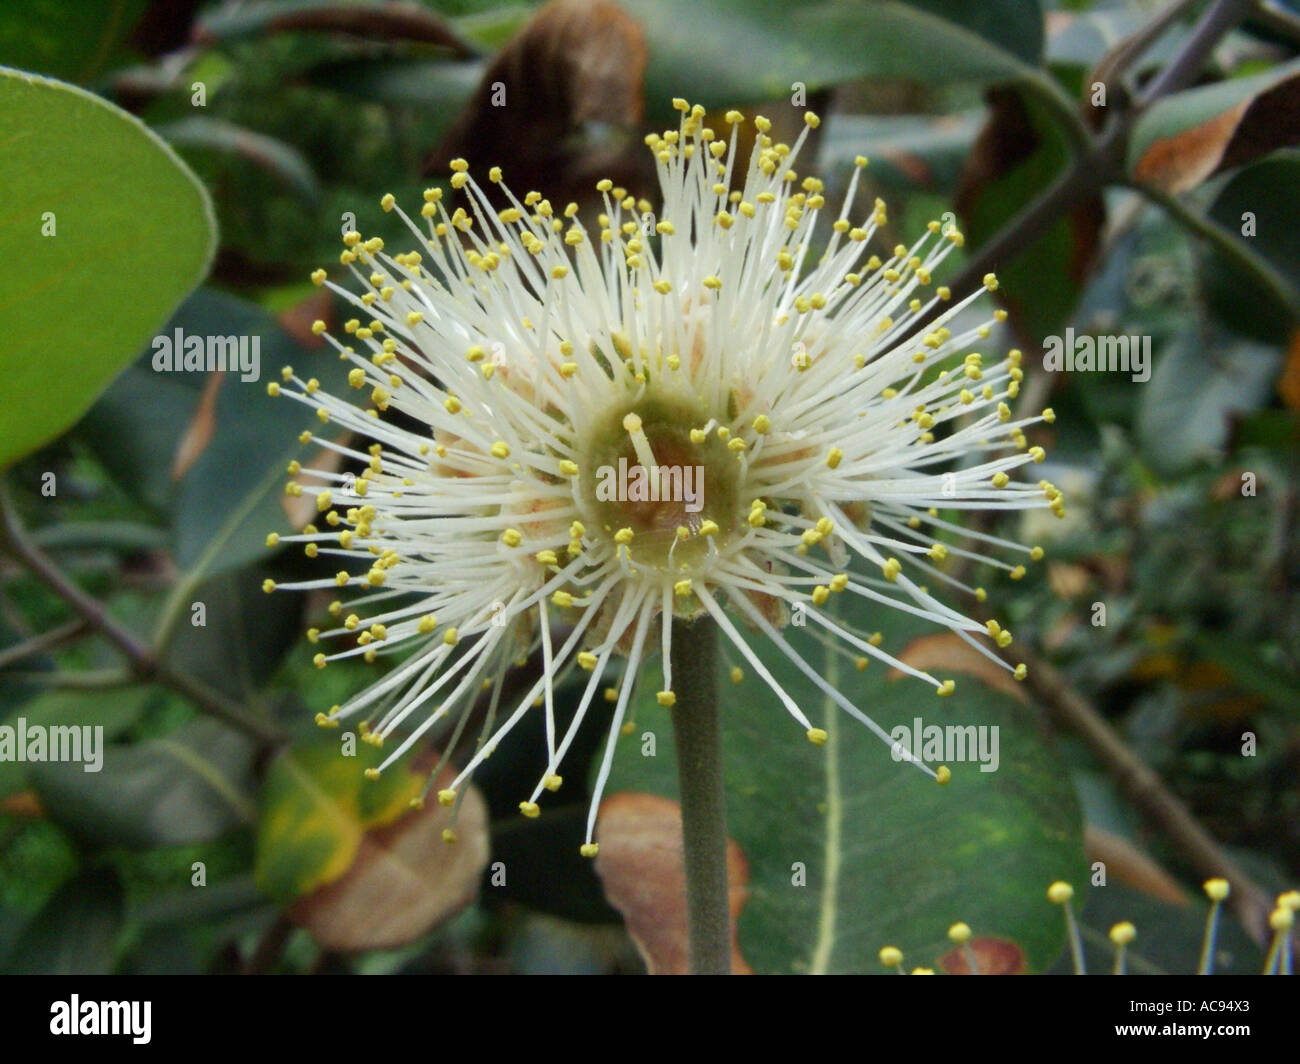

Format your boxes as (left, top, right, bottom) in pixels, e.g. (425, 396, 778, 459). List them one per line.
(267, 99, 1060, 854)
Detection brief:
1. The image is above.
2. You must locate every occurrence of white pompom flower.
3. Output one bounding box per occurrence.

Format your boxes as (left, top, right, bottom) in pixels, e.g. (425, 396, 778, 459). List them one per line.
(264, 98, 1063, 856)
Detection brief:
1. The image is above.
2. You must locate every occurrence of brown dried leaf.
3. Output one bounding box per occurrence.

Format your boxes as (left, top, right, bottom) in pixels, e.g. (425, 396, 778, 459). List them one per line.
(938, 935, 1027, 974)
(594, 792, 751, 975)
(0, 790, 44, 819)
(893, 632, 1028, 703)
(277, 289, 334, 350)
(1278, 328, 1300, 410)
(289, 763, 490, 952)
(1084, 823, 1189, 906)
(1133, 73, 1300, 195)
(430, 0, 650, 210)
(169, 371, 223, 481)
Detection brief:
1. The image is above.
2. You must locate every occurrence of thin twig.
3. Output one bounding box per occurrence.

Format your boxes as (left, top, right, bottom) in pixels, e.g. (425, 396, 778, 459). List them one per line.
(0, 618, 88, 670)
(927, 0, 1263, 319)
(1013, 649, 1282, 947)
(0, 481, 284, 747)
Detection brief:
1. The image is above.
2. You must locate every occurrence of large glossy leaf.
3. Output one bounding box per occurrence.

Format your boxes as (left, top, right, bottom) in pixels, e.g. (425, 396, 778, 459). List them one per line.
(77, 287, 326, 579)
(1137, 327, 1281, 476)
(622, 0, 1042, 117)
(606, 609, 1086, 974)
(0, 67, 216, 468)
(28, 718, 259, 849)
(1203, 152, 1300, 343)
(0, 687, 153, 799)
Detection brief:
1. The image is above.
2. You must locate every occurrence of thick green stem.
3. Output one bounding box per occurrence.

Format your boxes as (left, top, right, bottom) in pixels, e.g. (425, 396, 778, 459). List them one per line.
(668, 616, 730, 975)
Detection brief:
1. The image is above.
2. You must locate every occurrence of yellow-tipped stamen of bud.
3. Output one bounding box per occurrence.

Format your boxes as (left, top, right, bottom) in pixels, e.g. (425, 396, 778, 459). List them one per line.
(1110, 921, 1136, 975)
(1048, 880, 1085, 974)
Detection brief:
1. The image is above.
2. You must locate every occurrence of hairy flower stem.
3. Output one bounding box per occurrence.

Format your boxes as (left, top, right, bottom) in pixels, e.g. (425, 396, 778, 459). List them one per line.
(669, 616, 730, 975)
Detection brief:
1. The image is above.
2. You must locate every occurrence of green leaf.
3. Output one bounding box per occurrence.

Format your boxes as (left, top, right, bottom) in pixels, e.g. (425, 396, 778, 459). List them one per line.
(305, 56, 485, 113)
(3, 868, 124, 974)
(163, 561, 305, 700)
(819, 112, 982, 192)
(254, 736, 422, 903)
(1137, 327, 1280, 476)
(622, 0, 1041, 118)
(0, 687, 153, 799)
(28, 718, 259, 849)
(157, 117, 321, 201)
(0, 1, 149, 83)
(608, 610, 1086, 974)
(77, 287, 321, 580)
(0, 66, 216, 468)
(1203, 152, 1300, 342)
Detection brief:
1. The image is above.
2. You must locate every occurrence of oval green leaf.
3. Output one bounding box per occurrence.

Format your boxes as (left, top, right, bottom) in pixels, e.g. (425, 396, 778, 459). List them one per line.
(0, 66, 216, 469)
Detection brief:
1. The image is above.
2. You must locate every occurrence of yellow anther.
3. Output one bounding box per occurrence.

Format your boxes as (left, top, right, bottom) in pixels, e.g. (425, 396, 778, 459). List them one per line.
(490, 441, 510, 459)
(1047, 881, 1074, 904)
(881, 558, 901, 582)
(1109, 922, 1136, 946)
(656, 691, 676, 707)
(806, 728, 828, 746)
(580, 843, 599, 858)
(879, 946, 902, 967)
(1204, 878, 1230, 902)
(936, 680, 955, 697)
(519, 801, 540, 818)
(577, 651, 598, 671)
(947, 922, 971, 944)
(935, 766, 951, 785)
(991, 472, 1010, 488)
